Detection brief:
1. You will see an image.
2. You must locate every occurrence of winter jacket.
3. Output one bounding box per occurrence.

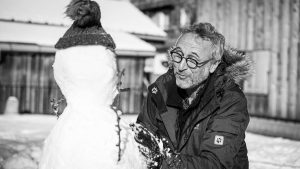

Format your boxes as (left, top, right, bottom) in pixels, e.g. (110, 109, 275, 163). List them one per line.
(137, 49, 252, 169)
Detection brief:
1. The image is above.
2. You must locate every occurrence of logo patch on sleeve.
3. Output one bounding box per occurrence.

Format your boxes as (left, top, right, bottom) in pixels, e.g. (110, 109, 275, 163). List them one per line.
(151, 87, 158, 94)
(194, 123, 200, 130)
(214, 135, 224, 145)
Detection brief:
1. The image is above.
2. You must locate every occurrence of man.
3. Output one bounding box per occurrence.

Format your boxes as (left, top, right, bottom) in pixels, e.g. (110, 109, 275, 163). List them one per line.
(136, 23, 251, 169)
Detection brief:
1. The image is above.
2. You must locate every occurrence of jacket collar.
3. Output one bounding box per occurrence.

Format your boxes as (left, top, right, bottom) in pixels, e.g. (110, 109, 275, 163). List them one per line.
(147, 69, 182, 116)
(178, 68, 219, 132)
(177, 63, 230, 149)
(156, 69, 209, 110)
(165, 72, 184, 109)
(148, 62, 228, 121)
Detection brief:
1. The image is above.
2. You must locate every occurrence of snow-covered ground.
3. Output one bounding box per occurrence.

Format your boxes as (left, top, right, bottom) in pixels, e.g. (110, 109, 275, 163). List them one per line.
(0, 115, 300, 169)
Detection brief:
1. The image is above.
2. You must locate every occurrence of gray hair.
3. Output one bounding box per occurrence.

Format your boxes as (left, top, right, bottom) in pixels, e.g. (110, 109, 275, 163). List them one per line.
(178, 22, 225, 61)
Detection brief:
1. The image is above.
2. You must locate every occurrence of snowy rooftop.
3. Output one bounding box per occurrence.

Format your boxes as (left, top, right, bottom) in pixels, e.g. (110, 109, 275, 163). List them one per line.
(0, 0, 167, 38)
(0, 21, 156, 56)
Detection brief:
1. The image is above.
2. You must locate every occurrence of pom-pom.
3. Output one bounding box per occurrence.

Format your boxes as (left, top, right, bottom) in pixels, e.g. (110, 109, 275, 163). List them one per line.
(65, 0, 101, 27)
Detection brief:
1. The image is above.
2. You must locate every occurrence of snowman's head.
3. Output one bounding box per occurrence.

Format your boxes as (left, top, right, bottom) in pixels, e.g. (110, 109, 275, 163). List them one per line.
(55, 0, 116, 51)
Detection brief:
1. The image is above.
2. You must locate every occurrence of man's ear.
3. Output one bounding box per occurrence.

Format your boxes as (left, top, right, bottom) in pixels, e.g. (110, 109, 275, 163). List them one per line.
(209, 60, 221, 73)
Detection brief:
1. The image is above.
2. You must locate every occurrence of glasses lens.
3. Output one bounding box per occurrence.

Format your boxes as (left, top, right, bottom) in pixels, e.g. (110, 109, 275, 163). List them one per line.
(186, 58, 197, 68)
(171, 52, 182, 63)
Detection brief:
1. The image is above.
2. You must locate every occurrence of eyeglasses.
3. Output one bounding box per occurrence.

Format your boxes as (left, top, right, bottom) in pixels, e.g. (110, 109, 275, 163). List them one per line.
(168, 47, 212, 69)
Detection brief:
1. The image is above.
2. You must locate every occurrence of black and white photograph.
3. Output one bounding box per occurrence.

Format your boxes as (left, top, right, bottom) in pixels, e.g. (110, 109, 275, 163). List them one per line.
(0, 0, 299, 169)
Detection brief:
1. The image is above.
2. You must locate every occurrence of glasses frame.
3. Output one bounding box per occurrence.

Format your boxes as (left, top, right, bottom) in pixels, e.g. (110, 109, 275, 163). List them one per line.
(168, 46, 212, 69)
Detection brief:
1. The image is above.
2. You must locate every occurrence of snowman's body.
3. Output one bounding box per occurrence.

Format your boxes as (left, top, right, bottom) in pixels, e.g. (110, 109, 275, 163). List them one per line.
(39, 46, 145, 169)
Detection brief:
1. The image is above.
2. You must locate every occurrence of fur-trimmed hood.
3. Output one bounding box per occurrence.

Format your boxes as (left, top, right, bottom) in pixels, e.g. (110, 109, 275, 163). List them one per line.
(221, 46, 253, 83)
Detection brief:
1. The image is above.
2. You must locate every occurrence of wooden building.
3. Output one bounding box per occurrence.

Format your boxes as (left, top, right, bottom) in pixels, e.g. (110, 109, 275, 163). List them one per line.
(131, 0, 300, 121)
(0, 0, 166, 114)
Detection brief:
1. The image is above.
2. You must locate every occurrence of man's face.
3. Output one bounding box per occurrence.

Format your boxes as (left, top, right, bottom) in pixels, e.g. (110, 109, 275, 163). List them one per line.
(172, 33, 214, 89)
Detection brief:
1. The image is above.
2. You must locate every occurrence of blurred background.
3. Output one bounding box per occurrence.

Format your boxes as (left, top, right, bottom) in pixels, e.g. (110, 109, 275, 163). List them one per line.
(0, 0, 299, 169)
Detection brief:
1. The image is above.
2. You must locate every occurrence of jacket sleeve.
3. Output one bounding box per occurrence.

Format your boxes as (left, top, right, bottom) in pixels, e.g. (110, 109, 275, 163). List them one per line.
(178, 91, 249, 169)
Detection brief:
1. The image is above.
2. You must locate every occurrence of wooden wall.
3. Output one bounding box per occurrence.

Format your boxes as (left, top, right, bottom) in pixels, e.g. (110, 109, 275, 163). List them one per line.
(0, 51, 146, 114)
(0, 52, 60, 114)
(117, 57, 146, 114)
(195, 0, 300, 120)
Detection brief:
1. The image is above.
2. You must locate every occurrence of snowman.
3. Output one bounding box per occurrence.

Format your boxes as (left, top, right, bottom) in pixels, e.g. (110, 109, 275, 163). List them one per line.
(39, 0, 146, 168)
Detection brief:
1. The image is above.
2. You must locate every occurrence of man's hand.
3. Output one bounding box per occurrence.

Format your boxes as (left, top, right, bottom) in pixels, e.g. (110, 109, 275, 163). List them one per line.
(130, 123, 163, 168)
(130, 123, 183, 169)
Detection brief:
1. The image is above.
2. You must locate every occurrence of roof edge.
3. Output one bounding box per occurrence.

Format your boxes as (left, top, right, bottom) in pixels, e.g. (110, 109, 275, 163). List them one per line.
(0, 42, 156, 57)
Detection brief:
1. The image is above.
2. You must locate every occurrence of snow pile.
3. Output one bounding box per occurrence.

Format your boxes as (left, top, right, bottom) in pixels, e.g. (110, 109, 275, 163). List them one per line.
(0, 115, 56, 169)
(1, 143, 41, 169)
(0, 115, 56, 141)
(1, 115, 300, 169)
(0, 115, 139, 169)
(246, 133, 300, 169)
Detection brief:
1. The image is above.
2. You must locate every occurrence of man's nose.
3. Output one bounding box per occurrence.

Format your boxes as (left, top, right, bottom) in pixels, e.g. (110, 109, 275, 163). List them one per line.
(178, 58, 188, 71)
